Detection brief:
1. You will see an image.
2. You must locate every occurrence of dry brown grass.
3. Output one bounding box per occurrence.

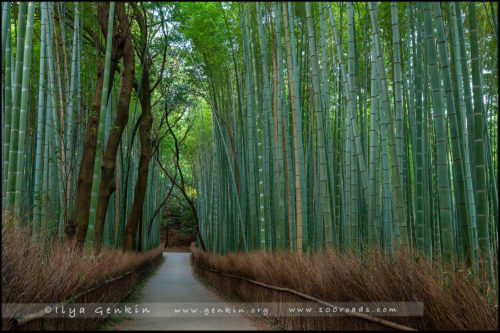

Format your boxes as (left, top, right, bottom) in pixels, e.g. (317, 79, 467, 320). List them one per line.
(191, 244, 498, 330)
(2, 214, 164, 304)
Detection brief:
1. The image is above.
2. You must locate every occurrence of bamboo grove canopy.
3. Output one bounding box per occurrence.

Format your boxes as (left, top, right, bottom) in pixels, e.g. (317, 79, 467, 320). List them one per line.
(184, 2, 498, 275)
(1, 2, 498, 278)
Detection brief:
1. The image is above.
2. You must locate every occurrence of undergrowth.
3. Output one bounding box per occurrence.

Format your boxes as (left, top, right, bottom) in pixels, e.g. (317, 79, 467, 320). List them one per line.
(191, 244, 498, 330)
(2, 214, 164, 304)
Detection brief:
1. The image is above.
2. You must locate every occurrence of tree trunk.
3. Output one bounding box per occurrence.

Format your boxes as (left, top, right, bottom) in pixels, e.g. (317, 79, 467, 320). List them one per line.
(66, 2, 123, 246)
(123, 66, 153, 251)
(93, 3, 134, 250)
(138, 215, 143, 252)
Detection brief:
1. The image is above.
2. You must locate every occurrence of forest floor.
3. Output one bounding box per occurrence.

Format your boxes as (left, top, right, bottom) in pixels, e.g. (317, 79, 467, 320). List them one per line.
(111, 252, 261, 330)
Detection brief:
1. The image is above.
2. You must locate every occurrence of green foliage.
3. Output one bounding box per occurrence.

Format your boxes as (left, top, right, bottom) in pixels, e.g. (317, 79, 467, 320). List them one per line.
(1, 1, 497, 275)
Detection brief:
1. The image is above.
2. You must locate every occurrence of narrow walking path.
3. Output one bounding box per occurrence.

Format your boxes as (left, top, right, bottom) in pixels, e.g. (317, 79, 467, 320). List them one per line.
(119, 252, 259, 330)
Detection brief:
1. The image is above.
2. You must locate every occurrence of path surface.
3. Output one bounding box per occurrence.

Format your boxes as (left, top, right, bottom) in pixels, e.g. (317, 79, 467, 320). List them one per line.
(119, 252, 259, 330)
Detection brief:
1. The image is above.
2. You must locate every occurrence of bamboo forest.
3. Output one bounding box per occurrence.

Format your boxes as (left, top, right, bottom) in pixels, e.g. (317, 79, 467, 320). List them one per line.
(1, 2, 498, 331)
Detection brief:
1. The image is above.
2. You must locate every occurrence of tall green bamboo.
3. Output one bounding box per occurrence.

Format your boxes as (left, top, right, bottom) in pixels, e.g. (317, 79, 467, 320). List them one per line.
(275, 1, 293, 251)
(3, 29, 13, 203)
(168, 2, 497, 270)
(6, 2, 27, 208)
(320, 2, 336, 249)
(283, 1, 307, 252)
(367, 51, 379, 248)
(422, 2, 454, 266)
(391, 2, 404, 204)
(346, 2, 358, 250)
(414, 1, 426, 254)
(255, 2, 268, 250)
(433, 2, 473, 265)
(13, 2, 36, 215)
(1, 2, 10, 59)
(241, 3, 258, 249)
(327, 2, 368, 206)
(368, 2, 408, 246)
(33, 3, 47, 235)
(305, 2, 333, 249)
(44, 1, 66, 237)
(1, 3, 10, 162)
(469, 2, 490, 261)
(67, 2, 79, 188)
(449, 2, 478, 264)
(377, 59, 393, 253)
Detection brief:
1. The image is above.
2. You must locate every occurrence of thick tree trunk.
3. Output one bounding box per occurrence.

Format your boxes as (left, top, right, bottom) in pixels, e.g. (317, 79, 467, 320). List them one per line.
(93, 4, 134, 250)
(123, 67, 153, 251)
(138, 215, 143, 251)
(66, 2, 124, 246)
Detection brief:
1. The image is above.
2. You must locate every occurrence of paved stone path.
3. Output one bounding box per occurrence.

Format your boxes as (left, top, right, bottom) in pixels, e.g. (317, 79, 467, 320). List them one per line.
(119, 252, 258, 330)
